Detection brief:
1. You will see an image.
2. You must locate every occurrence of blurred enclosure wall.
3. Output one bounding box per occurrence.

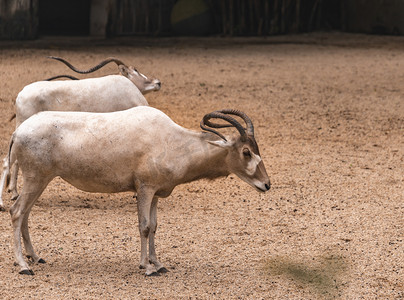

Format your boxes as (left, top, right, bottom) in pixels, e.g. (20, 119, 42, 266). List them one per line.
(1, 0, 404, 39)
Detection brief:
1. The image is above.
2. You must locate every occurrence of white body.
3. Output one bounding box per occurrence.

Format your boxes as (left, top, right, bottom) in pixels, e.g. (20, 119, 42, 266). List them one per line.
(0, 75, 149, 208)
(6, 106, 270, 276)
(14, 75, 148, 126)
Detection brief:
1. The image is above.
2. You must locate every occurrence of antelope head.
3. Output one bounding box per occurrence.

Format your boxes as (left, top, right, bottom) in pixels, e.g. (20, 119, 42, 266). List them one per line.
(201, 109, 271, 193)
(118, 64, 161, 94)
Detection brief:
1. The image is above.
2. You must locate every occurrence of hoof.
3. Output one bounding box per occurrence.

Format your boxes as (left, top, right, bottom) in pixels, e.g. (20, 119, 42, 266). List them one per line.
(146, 271, 161, 277)
(19, 269, 34, 276)
(157, 267, 169, 273)
(27, 256, 46, 264)
(38, 258, 46, 264)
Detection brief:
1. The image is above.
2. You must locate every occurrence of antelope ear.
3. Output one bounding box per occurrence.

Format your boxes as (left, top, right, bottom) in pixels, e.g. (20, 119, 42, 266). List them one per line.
(118, 65, 129, 76)
(207, 139, 232, 148)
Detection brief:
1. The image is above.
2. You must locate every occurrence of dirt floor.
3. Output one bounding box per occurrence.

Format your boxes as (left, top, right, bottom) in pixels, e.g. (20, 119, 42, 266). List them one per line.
(0, 33, 402, 299)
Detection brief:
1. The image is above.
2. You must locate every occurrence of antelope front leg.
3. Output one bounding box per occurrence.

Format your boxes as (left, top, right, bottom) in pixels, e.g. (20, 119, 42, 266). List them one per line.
(148, 196, 168, 273)
(136, 187, 159, 276)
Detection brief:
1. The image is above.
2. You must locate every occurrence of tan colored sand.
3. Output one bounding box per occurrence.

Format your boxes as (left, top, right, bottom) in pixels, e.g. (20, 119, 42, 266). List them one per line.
(0, 33, 402, 299)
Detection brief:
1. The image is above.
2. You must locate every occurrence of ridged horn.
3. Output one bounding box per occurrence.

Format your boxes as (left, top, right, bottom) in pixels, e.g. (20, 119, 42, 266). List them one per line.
(47, 56, 127, 74)
(45, 74, 79, 81)
(200, 110, 248, 141)
(219, 109, 254, 137)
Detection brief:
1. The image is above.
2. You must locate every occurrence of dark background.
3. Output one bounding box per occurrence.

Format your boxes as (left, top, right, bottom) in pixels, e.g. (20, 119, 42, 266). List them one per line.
(1, 0, 404, 39)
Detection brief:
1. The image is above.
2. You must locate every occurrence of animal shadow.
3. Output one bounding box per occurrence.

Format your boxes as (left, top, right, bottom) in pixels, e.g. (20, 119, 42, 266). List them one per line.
(264, 252, 349, 299)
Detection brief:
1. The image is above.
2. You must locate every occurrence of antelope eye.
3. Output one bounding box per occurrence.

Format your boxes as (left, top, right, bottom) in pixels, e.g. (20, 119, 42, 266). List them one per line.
(243, 148, 251, 157)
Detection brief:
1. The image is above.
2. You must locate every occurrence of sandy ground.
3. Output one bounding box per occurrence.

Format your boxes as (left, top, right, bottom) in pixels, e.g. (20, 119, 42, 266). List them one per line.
(0, 33, 402, 299)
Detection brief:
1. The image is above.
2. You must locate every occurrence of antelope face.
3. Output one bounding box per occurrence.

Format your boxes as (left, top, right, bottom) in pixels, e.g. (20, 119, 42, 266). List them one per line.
(201, 109, 271, 193)
(229, 137, 270, 193)
(119, 65, 161, 94)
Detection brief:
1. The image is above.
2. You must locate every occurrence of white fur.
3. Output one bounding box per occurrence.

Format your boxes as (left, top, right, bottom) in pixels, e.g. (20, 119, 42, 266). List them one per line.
(5, 106, 270, 276)
(246, 153, 262, 176)
(0, 75, 152, 208)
